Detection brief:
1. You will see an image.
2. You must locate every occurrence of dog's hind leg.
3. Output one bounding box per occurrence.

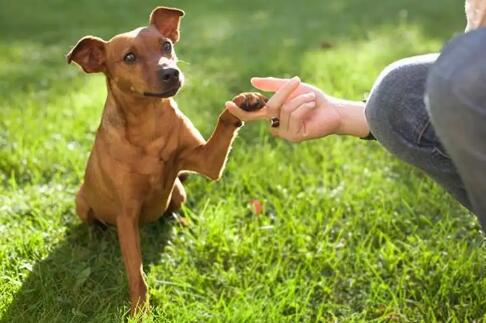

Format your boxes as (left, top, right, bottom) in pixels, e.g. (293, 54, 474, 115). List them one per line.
(166, 177, 187, 214)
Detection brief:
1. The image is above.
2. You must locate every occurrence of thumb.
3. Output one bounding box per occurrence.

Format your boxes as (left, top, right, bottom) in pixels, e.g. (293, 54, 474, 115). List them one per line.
(225, 101, 269, 121)
(251, 77, 290, 92)
(225, 101, 246, 120)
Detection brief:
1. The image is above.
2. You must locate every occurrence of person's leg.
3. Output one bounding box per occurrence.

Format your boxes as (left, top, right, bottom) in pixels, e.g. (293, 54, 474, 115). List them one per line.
(426, 28, 486, 229)
(365, 54, 472, 210)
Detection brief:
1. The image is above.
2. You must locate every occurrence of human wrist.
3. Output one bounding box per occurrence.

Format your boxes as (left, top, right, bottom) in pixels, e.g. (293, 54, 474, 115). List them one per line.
(331, 98, 369, 138)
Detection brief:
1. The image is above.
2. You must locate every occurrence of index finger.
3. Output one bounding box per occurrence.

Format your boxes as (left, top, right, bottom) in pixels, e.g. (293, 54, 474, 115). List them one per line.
(266, 76, 301, 116)
(252, 76, 310, 100)
(251, 77, 289, 92)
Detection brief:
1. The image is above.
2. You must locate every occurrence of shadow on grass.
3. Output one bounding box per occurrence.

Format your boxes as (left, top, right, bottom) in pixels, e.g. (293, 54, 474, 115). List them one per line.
(0, 218, 175, 323)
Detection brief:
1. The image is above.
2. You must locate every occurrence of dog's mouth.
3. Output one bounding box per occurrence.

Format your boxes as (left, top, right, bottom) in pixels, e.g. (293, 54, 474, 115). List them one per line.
(143, 86, 180, 98)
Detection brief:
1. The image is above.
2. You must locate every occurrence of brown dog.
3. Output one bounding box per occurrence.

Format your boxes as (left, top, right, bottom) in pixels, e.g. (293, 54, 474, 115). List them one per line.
(67, 6, 266, 314)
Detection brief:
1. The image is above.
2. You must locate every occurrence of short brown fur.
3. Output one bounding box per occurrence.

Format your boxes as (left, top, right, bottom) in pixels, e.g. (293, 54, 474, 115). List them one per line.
(67, 6, 266, 314)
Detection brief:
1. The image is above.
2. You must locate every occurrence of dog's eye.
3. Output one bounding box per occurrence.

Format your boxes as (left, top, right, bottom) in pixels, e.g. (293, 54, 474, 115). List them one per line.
(162, 41, 172, 53)
(123, 52, 136, 64)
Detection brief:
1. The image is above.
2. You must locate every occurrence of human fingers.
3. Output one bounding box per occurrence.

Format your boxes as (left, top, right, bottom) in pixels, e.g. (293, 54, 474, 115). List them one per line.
(279, 92, 316, 133)
(251, 77, 290, 92)
(252, 76, 313, 101)
(288, 102, 316, 137)
(265, 76, 301, 119)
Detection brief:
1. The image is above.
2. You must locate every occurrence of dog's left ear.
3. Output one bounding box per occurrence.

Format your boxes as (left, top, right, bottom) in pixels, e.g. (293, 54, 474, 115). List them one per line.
(149, 6, 185, 43)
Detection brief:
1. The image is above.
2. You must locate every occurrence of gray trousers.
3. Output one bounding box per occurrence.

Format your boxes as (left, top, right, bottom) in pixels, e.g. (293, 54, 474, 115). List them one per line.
(365, 28, 486, 229)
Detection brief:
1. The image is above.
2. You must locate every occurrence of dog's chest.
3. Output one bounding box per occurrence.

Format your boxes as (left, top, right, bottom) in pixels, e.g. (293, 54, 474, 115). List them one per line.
(145, 163, 175, 191)
(117, 126, 181, 176)
(140, 167, 178, 220)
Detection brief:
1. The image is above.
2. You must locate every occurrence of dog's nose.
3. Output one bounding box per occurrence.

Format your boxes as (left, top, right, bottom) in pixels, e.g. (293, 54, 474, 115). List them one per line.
(159, 68, 180, 83)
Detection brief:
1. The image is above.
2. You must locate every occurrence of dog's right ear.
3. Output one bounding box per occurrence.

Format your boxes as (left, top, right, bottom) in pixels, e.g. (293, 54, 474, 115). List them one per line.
(66, 36, 106, 73)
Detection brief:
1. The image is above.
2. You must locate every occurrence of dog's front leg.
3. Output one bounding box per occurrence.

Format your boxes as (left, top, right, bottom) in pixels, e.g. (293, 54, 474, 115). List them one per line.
(179, 93, 267, 180)
(179, 110, 241, 180)
(116, 205, 148, 314)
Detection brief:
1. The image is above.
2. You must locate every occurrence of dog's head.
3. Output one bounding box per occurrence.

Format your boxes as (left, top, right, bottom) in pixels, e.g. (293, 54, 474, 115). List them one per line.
(67, 7, 185, 99)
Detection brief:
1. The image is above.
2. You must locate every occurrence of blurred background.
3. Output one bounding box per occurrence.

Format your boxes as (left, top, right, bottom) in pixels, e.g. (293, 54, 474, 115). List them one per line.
(2, 0, 485, 322)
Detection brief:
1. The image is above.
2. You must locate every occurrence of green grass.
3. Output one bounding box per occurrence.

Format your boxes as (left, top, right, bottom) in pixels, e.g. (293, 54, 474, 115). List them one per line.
(1, 0, 485, 321)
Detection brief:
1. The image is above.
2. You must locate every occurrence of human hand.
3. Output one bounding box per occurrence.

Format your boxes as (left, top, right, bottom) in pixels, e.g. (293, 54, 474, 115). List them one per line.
(226, 77, 368, 142)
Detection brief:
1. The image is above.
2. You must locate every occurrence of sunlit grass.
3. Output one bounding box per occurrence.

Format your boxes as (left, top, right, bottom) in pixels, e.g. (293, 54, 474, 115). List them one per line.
(1, 0, 485, 322)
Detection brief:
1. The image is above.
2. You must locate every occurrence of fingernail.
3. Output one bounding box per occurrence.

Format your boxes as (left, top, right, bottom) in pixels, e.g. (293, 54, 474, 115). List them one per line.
(291, 76, 301, 82)
(307, 92, 315, 97)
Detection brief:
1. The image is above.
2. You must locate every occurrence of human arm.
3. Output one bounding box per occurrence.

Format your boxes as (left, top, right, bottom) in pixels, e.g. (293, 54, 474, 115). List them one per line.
(225, 77, 370, 142)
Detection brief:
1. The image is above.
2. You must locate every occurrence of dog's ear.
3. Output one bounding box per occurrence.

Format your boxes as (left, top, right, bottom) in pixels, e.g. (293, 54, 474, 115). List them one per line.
(149, 6, 185, 43)
(66, 36, 106, 73)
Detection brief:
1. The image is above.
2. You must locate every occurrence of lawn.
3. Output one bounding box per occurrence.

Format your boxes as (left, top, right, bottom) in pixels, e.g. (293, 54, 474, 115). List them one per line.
(1, 0, 485, 322)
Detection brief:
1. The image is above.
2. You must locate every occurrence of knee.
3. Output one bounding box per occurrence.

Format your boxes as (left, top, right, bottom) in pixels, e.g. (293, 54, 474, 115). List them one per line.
(365, 55, 435, 150)
(427, 28, 486, 119)
(366, 58, 416, 128)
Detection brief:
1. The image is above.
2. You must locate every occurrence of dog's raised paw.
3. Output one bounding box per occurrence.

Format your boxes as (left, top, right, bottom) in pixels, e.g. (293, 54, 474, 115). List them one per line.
(232, 92, 268, 112)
